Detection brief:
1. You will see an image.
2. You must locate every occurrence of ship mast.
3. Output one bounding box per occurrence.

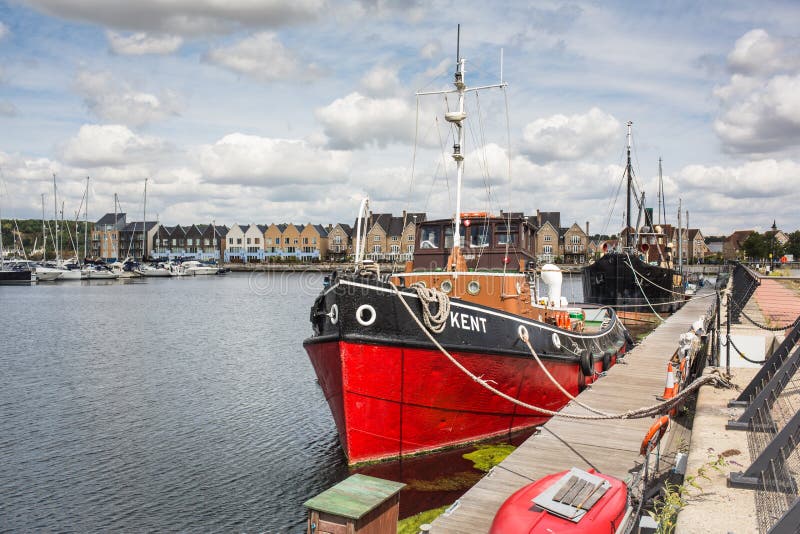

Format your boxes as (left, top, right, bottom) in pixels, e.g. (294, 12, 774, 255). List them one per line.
(625, 121, 633, 250)
(416, 25, 506, 273)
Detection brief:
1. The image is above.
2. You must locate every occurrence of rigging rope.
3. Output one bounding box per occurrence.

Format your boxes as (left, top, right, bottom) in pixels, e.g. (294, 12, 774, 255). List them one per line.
(389, 281, 734, 420)
(623, 255, 666, 322)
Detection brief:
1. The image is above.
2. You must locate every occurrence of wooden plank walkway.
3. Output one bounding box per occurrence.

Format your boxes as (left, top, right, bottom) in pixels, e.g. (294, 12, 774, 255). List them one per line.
(431, 289, 717, 533)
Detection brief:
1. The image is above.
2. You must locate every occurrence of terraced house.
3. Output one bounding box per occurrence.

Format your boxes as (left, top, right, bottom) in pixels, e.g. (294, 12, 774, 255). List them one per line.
(327, 223, 353, 261)
(263, 223, 287, 258)
(362, 211, 425, 262)
(91, 212, 127, 261)
(299, 224, 329, 261)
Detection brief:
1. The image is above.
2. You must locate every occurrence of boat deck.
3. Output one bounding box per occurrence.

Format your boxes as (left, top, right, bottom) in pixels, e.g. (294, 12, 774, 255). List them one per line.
(430, 288, 716, 533)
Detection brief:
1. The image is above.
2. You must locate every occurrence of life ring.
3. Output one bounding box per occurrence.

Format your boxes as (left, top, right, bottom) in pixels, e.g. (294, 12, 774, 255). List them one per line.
(579, 351, 593, 377)
(640, 416, 670, 455)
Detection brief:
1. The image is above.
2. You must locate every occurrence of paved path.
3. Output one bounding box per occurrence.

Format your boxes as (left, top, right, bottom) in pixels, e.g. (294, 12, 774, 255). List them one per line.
(754, 279, 800, 327)
(431, 290, 716, 533)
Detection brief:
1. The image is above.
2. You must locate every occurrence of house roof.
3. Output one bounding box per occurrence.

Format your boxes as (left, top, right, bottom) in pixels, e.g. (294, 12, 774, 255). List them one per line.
(95, 212, 126, 225)
(404, 212, 426, 226)
(313, 224, 329, 237)
(687, 228, 702, 240)
(257, 224, 268, 234)
(122, 221, 158, 232)
(238, 224, 249, 234)
(388, 216, 405, 237)
(538, 211, 560, 229)
(726, 230, 754, 246)
(336, 223, 353, 237)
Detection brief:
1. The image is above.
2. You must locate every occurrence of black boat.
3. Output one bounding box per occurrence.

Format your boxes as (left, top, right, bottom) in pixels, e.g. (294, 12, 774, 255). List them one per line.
(582, 122, 683, 315)
(0, 263, 35, 285)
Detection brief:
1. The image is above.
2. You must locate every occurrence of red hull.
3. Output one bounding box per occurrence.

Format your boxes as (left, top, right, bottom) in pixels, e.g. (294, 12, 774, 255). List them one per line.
(306, 339, 600, 465)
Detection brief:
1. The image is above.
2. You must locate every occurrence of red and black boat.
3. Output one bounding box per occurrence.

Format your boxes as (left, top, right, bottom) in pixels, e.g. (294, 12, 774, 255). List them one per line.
(303, 35, 631, 465)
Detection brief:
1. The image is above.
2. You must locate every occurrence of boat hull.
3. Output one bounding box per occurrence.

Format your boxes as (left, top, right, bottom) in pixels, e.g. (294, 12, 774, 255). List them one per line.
(582, 252, 683, 314)
(0, 269, 34, 284)
(304, 274, 629, 465)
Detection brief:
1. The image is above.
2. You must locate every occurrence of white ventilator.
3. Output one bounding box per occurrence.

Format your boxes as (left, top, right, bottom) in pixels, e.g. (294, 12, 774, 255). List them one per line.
(540, 264, 564, 307)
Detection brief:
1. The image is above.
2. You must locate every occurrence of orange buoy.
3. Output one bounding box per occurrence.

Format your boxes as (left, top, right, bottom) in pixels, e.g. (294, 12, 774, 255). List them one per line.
(640, 415, 670, 455)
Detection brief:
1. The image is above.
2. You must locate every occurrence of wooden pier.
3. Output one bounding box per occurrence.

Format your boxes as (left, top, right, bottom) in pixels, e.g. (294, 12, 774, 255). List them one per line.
(431, 288, 717, 533)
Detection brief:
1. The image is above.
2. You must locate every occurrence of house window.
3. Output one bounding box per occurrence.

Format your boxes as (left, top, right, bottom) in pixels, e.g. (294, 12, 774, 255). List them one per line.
(407, 244, 414, 253)
(544, 235, 552, 242)
(544, 245, 552, 254)
(407, 235, 414, 241)
(373, 235, 380, 242)
(571, 235, 580, 244)
(255, 238, 260, 244)
(187, 238, 193, 245)
(204, 239, 209, 246)
(303, 237, 309, 244)
(334, 235, 341, 244)
(312, 237, 317, 244)
(246, 238, 251, 244)
(285, 237, 290, 244)
(237, 238, 242, 245)
(172, 238, 177, 245)
(373, 245, 381, 253)
(391, 244, 400, 253)
(391, 236, 399, 241)
(293, 238, 298, 245)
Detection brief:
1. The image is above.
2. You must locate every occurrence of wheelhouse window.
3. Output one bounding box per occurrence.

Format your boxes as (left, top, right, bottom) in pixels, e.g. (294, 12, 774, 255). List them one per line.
(469, 224, 490, 248)
(496, 225, 517, 245)
(419, 226, 440, 248)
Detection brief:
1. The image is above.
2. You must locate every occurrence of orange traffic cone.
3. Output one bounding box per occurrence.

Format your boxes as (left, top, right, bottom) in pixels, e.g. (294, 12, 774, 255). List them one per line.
(660, 362, 675, 400)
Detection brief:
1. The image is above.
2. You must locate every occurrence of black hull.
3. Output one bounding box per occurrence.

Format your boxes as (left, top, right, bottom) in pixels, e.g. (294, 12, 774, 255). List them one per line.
(582, 252, 682, 314)
(306, 272, 631, 369)
(0, 269, 34, 285)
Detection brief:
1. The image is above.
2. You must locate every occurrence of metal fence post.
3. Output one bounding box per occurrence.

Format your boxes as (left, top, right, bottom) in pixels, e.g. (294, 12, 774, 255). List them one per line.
(726, 291, 731, 374)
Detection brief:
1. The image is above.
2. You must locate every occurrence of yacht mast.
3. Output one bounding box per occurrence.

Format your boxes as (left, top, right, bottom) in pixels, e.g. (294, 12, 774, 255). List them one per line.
(53, 174, 59, 262)
(657, 158, 664, 226)
(677, 198, 683, 278)
(84, 176, 89, 260)
(41, 194, 47, 262)
(142, 178, 148, 261)
(625, 121, 633, 250)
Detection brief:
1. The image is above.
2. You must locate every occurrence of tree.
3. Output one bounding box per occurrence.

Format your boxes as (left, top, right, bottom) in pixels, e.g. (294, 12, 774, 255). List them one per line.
(785, 230, 800, 259)
(741, 232, 768, 261)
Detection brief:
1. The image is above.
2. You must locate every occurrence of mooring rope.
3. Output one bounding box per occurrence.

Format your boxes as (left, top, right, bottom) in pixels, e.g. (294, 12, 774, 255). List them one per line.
(388, 281, 734, 420)
(409, 282, 450, 334)
(623, 255, 667, 323)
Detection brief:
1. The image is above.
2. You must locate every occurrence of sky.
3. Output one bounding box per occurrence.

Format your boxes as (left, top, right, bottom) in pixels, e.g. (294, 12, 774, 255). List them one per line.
(0, 0, 799, 236)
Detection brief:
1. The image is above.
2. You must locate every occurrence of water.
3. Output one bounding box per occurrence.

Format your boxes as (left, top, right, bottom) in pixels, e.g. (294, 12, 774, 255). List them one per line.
(0, 271, 592, 531)
(1, 273, 349, 532)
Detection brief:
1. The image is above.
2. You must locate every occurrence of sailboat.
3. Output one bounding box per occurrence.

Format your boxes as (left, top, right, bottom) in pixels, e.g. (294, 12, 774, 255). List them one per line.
(304, 31, 631, 465)
(0, 194, 34, 284)
(581, 122, 683, 316)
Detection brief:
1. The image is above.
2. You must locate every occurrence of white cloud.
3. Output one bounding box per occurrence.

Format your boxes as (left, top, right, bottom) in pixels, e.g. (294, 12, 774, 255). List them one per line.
(714, 30, 800, 155)
(420, 40, 441, 59)
(197, 133, 351, 186)
(205, 32, 318, 82)
(675, 159, 800, 199)
(315, 92, 415, 149)
(359, 65, 400, 97)
(0, 21, 9, 40)
(25, 0, 324, 36)
(521, 108, 620, 162)
(727, 29, 795, 76)
(0, 101, 18, 117)
(62, 124, 169, 167)
(75, 70, 183, 127)
(106, 31, 183, 55)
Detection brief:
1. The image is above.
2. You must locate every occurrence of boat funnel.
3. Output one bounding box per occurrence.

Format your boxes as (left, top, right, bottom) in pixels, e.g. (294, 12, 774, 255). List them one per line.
(540, 264, 563, 307)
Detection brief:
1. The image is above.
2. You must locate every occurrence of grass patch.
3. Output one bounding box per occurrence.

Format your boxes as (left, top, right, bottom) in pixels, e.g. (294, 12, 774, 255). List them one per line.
(405, 471, 483, 492)
(462, 444, 516, 472)
(397, 505, 450, 534)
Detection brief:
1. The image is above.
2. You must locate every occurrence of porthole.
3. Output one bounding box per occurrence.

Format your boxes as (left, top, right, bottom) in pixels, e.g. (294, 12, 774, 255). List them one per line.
(440, 280, 453, 294)
(356, 304, 377, 327)
(467, 280, 481, 295)
(552, 332, 562, 349)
